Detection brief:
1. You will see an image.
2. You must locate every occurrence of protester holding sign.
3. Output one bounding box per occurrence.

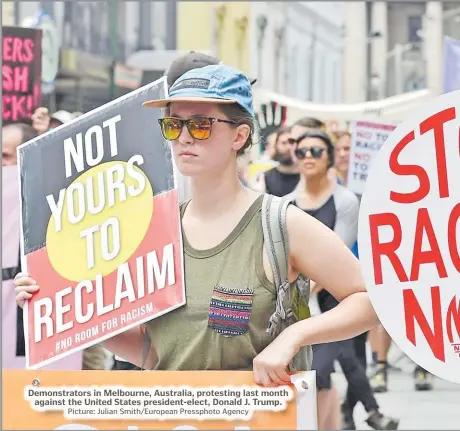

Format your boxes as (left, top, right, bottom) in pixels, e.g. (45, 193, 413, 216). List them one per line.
(111, 50, 225, 372)
(14, 75, 186, 370)
(15, 63, 379, 408)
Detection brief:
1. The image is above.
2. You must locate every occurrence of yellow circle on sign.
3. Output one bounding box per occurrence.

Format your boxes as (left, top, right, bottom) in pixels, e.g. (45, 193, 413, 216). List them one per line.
(46, 161, 153, 282)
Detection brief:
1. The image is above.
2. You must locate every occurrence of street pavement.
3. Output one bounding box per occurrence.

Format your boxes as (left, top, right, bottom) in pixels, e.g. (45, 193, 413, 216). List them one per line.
(333, 352, 460, 430)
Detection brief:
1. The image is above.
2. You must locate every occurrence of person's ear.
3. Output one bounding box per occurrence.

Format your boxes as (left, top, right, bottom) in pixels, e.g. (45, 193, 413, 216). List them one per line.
(232, 124, 251, 152)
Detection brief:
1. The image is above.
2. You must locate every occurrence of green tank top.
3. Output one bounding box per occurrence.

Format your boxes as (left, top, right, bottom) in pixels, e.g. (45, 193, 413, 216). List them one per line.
(144, 195, 277, 370)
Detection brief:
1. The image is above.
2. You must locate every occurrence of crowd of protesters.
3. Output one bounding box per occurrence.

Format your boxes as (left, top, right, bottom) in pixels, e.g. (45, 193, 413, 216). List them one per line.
(3, 51, 436, 431)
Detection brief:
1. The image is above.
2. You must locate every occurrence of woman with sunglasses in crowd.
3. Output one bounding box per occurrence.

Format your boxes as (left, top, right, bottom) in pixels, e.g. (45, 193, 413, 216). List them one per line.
(286, 131, 398, 430)
(15, 64, 378, 400)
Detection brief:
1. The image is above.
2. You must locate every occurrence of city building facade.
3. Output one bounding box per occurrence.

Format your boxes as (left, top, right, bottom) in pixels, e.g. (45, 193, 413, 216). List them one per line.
(249, 1, 344, 103)
(177, 2, 252, 74)
(176, 1, 344, 103)
(342, 1, 460, 103)
(5, 1, 174, 112)
(4, 0, 345, 112)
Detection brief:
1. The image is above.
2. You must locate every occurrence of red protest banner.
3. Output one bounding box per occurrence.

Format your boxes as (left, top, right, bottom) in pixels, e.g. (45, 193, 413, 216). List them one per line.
(2, 26, 42, 125)
(18, 78, 185, 369)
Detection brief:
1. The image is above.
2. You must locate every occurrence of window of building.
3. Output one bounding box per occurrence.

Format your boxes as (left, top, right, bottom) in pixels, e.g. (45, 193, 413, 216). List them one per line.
(274, 28, 284, 93)
(64, 1, 72, 23)
(138, 1, 152, 50)
(290, 46, 298, 98)
(408, 16, 422, 43)
(73, 3, 89, 51)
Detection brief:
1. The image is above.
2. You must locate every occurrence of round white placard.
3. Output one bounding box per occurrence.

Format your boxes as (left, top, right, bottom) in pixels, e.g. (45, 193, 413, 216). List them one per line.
(358, 90, 460, 384)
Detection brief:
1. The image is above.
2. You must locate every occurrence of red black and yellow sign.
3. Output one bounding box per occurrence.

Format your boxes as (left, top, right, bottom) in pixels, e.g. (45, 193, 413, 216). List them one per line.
(18, 78, 186, 369)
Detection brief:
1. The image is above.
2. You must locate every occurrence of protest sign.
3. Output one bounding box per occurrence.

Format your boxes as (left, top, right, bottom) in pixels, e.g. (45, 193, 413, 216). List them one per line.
(2, 370, 317, 430)
(347, 120, 397, 195)
(18, 77, 186, 369)
(2, 26, 42, 125)
(358, 90, 460, 384)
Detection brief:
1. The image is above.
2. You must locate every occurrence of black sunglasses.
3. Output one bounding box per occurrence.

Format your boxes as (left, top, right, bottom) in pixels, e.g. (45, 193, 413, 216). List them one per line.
(158, 117, 237, 141)
(294, 146, 326, 160)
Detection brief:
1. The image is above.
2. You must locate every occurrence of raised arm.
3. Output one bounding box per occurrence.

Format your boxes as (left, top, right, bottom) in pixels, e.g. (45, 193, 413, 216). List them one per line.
(286, 204, 377, 344)
(253, 205, 377, 385)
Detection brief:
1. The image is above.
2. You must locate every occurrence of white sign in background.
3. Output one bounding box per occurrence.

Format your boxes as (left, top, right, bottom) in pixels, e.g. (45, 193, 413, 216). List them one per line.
(22, 10, 60, 94)
(358, 90, 460, 384)
(347, 121, 397, 195)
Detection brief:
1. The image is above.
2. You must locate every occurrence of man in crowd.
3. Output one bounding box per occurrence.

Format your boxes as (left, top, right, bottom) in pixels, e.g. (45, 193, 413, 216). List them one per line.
(332, 130, 351, 186)
(264, 126, 299, 196)
(251, 126, 299, 196)
(2, 123, 37, 166)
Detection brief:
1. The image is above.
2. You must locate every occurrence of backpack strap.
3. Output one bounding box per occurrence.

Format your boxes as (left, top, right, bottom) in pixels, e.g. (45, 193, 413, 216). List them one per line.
(262, 194, 313, 372)
(261, 194, 292, 337)
(261, 194, 290, 286)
